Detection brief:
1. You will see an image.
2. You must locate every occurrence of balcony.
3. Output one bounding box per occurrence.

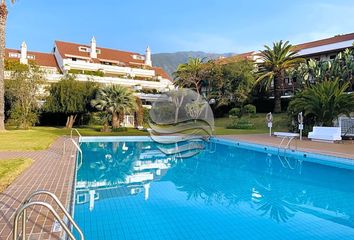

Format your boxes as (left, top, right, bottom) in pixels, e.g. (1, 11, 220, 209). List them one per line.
(63, 59, 155, 77)
(45, 73, 172, 91)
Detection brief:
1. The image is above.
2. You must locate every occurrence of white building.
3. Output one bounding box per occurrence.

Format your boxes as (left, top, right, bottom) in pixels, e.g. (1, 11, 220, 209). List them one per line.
(218, 32, 354, 96)
(5, 37, 174, 106)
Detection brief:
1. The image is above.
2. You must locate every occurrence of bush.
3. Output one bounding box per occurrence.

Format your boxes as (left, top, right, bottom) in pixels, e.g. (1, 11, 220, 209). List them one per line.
(244, 104, 256, 116)
(143, 108, 151, 123)
(112, 127, 128, 132)
(226, 118, 254, 129)
(229, 108, 241, 117)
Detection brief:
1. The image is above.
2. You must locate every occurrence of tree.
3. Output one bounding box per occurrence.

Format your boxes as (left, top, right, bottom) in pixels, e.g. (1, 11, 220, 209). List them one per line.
(256, 41, 304, 113)
(91, 85, 136, 129)
(213, 58, 255, 108)
(134, 97, 144, 127)
(44, 75, 98, 128)
(5, 61, 44, 129)
(0, 0, 15, 131)
(174, 58, 205, 94)
(288, 79, 354, 126)
(292, 47, 354, 90)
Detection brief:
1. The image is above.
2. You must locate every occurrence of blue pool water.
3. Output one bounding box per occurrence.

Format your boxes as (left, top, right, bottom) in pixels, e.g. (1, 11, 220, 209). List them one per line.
(73, 138, 354, 239)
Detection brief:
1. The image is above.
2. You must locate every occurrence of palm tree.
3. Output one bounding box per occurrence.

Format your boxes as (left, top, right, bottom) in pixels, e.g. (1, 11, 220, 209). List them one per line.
(0, 0, 15, 131)
(256, 41, 304, 113)
(91, 85, 136, 129)
(174, 58, 204, 94)
(289, 79, 354, 126)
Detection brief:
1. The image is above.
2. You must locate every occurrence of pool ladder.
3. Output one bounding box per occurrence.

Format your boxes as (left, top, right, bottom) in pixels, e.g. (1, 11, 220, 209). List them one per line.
(63, 128, 83, 169)
(13, 190, 84, 240)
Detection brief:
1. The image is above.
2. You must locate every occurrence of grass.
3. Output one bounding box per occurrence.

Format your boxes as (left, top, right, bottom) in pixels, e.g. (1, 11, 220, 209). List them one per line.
(0, 158, 32, 192)
(0, 127, 69, 151)
(0, 126, 149, 151)
(0, 113, 288, 151)
(214, 113, 288, 135)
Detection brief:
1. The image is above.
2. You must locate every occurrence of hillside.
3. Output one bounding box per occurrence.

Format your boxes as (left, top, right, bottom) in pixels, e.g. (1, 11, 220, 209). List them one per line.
(152, 51, 234, 77)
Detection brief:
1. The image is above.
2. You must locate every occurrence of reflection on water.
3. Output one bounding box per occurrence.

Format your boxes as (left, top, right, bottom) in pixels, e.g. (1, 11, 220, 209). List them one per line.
(75, 140, 354, 239)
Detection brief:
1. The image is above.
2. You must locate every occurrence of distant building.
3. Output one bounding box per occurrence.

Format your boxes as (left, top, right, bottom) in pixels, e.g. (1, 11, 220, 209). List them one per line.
(5, 37, 173, 108)
(221, 32, 354, 96)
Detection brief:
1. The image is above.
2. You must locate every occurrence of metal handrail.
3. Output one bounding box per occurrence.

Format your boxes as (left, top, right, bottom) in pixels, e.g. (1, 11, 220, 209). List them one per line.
(278, 136, 298, 153)
(13, 201, 77, 240)
(63, 138, 83, 169)
(22, 190, 85, 240)
(70, 128, 82, 140)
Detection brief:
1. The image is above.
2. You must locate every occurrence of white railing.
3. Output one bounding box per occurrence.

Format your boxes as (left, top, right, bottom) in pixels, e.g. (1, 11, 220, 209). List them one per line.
(64, 59, 155, 76)
(71, 128, 82, 140)
(44, 73, 171, 90)
(63, 129, 83, 169)
(63, 138, 83, 169)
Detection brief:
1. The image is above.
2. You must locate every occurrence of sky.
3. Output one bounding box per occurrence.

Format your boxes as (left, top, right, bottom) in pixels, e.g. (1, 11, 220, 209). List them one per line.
(6, 0, 354, 54)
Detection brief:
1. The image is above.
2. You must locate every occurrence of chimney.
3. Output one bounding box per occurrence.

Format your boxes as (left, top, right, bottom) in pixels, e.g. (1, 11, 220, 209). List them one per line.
(145, 46, 152, 67)
(90, 36, 97, 58)
(20, 41, 28, 64)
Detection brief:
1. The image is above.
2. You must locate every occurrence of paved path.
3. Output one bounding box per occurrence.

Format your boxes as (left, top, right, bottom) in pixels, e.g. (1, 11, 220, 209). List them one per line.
(220, 134, 354, 159)
(0, 137, 77, 240)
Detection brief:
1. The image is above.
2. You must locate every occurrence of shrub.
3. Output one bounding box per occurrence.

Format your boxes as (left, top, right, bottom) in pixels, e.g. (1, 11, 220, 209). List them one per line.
(244, 104, 256, 116)
(226, 118, 254, 129)
(288, 79, 354, 127)
(112, 127, 128, 132)
(229, 108, 242, 117)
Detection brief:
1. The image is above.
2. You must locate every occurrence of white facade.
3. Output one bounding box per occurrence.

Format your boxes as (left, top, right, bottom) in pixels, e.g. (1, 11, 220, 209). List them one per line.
(6, 39, 174, 104)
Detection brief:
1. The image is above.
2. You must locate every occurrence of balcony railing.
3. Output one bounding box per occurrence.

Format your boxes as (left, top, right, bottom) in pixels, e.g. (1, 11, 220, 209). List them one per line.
(45, 73, 171, 90)
(63, 59, 155, 77)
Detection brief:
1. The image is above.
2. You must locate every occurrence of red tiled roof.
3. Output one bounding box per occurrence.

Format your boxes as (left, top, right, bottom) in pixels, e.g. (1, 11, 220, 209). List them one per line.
(55, 40, 145, 65)
(293, 32, 354, 51)
(5, 48, 59, 68)
(153, 66, 171, 80)
(219, 32, 354, 64)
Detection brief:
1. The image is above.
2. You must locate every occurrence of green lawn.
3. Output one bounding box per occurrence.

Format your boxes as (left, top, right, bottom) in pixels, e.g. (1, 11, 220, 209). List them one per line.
(0, 113, 288, 151)
(0, 158, 32, 192)
(214, 113, 288, 135)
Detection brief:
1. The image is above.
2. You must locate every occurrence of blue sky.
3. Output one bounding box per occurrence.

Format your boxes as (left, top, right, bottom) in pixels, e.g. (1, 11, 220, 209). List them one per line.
(6, 0, 354, 54)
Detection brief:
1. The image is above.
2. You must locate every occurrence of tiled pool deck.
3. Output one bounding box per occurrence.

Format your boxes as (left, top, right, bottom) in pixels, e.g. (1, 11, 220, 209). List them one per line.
(0, 134, 354, 239)
(220, 134, 354, 159)
(0, 137, 77, 240)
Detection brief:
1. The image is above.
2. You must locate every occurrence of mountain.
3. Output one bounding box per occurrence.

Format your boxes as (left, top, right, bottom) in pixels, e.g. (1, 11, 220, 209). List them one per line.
(152, 51, 235, 77)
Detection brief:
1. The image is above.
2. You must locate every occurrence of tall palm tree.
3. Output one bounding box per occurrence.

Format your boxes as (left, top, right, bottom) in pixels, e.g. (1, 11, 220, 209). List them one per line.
(91, 85, 136, 128)
(256, 41, 304, 113)
(0, 0, 15, 131)
(174, 58, 204, 94)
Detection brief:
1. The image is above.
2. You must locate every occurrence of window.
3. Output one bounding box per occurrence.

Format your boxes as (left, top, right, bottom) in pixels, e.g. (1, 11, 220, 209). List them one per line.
(79, 46, 89, 52)
(330, 54, 336, 60)
(72, 57, 77, 61)
(9, 53, 21, 58)
(284, 77, 292, 85)
(101, 61, 112, 65)
(132, 54, 145, 60)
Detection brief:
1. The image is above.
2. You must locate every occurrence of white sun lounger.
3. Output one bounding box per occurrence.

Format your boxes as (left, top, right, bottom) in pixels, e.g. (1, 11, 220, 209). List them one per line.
(308, 127, 342, 143)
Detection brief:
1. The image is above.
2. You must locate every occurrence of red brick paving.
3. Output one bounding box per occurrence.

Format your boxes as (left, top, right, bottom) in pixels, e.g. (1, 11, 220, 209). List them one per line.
(0, 137, 78, 240)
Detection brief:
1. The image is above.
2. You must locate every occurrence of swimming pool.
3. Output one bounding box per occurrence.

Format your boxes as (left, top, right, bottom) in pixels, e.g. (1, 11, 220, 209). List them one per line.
(73, 137, 354, 239)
